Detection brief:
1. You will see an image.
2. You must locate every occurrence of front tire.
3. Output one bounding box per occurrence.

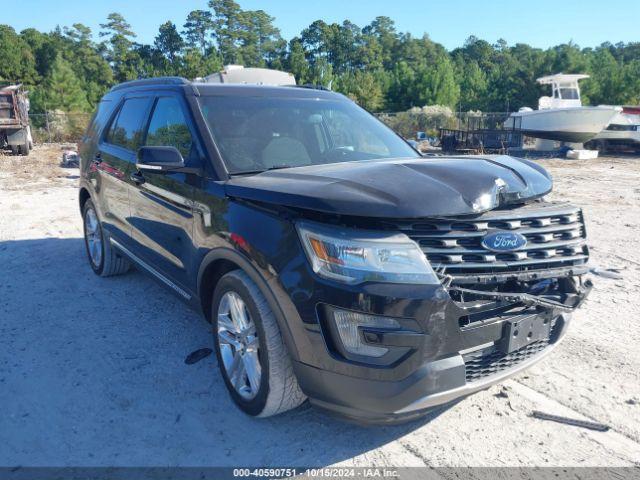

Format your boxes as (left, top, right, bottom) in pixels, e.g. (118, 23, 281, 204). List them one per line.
(212, 270, 306, 417)
(82, 199, 130, 277)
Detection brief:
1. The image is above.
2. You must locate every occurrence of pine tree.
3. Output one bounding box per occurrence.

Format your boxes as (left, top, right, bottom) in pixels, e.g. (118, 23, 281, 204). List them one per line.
(183, 10, 214, 55)
(286, 39, 309, 84)
(38, 54, 90, 112)
(100, 13, 137, 82)
(155, 21, 184, 63)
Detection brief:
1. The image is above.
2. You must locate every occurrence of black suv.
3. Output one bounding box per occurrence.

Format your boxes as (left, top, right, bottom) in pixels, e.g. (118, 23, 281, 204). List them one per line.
(79, 76, 591, 423)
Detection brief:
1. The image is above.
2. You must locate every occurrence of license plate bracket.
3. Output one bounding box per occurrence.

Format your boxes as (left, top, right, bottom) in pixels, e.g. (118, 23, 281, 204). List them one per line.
(498, 314, 551, 354)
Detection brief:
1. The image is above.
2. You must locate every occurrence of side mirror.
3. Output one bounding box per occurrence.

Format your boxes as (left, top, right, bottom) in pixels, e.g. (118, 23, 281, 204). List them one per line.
(136, 146, 184, 172)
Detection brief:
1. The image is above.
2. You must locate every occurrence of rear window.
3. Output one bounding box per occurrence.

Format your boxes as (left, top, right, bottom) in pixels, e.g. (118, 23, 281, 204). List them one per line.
(105, 97, 150, 151)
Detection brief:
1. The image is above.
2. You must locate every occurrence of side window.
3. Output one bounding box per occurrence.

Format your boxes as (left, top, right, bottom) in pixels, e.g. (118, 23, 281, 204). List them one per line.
(105, 97, 150, 151)
(145, 97, 193, 159)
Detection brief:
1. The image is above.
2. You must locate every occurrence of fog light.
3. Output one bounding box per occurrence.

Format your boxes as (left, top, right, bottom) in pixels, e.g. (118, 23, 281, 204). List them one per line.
(333, 309, 401, 358)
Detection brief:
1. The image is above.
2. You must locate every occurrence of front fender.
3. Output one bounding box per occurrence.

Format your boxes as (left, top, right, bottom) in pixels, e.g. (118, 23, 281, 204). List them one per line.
(197, 246, 313, 363)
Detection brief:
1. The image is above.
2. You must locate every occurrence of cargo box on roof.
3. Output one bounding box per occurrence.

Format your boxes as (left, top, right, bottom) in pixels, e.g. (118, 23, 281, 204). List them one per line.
(199, 65, 296, 86)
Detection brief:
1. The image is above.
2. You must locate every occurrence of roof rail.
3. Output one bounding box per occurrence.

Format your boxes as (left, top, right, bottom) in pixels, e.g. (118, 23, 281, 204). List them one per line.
(291, 84, 331, 91)
(110, 76, 190, 92)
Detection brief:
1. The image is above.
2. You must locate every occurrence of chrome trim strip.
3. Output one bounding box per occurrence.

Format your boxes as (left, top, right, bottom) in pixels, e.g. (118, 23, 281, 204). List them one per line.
(136, 163, 163, 170)
(110, 238, 192, 300)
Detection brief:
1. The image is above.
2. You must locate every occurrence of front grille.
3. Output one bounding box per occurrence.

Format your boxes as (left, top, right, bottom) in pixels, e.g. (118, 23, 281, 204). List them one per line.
(464, 340, 549, 382)
(396, 202, 588, 275)
(463, 315, 559, 382)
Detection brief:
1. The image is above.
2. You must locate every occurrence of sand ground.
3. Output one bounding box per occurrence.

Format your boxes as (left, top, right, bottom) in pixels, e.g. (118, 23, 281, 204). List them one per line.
(1, 145, 639, 468)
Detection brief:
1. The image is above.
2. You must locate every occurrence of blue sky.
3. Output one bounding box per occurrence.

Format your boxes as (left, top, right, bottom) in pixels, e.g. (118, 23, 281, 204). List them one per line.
(14, 0, 640, 50)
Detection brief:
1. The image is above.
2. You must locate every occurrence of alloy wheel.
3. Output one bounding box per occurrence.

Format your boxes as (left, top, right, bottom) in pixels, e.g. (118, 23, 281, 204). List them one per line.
(84, 207, 102, 267)
(217, 291, 262, 400)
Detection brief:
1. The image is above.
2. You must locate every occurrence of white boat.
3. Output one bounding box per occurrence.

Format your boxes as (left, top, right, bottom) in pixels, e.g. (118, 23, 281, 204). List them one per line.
(590, 106, 640, 149)
(504, 74, 621, 143)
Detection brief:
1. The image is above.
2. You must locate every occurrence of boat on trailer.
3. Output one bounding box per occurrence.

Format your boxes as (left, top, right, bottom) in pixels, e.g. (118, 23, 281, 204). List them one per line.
(504, 74, 620, 143)
(587, 106, 640, 152)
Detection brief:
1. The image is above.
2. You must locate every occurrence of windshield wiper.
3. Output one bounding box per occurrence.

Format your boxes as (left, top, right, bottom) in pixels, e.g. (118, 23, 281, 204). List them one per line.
(228, 165, 295, 176)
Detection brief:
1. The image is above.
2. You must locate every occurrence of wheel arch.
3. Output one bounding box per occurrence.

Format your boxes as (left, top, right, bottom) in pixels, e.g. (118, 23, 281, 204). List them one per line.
(197, 248, 301, 362)
(79, 187, 91, 213)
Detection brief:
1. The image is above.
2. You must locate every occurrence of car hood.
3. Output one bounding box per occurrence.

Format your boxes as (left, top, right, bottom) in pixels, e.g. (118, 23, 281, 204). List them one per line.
(224, 155, 553, 218)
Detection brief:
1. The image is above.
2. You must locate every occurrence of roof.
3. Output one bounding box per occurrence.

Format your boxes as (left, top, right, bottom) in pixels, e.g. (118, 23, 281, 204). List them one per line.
(107, 75, 341, 101)
(536, 73, 590, 85)
(192, 83, 342, 100)
(109, 77, 189, 92)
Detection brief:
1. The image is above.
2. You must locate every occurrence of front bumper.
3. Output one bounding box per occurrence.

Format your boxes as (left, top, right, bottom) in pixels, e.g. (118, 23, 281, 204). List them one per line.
(294, 313, 572, 424)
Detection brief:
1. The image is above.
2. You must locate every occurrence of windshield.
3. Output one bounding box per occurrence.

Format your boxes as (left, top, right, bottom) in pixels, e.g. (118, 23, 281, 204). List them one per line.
(559, 87, 579, 100)
(197, 95, 418, 174)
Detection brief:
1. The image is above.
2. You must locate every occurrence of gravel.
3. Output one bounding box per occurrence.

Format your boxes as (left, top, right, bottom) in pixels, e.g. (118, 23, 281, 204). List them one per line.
(1, 146, 639, 467)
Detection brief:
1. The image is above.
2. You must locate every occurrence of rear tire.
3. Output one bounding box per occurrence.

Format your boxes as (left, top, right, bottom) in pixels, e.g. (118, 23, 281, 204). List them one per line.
(10, 145, 19, 155)
(82, 199, 130, 277)
(212, 270, 306, 417)
(20, 139, 30, 156)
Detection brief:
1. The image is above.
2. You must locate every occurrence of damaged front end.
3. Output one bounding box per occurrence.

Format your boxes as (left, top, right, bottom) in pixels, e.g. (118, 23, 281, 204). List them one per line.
(268, 197, 592, 421)
(394, 200, 592, 386)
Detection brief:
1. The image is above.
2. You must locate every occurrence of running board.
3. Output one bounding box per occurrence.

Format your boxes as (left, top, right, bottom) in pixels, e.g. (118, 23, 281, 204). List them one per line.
(110, 238, 192, 300)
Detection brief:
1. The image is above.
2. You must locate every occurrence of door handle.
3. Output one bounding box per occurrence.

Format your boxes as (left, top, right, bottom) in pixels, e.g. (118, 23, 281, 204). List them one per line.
(130, 171, 146, 185)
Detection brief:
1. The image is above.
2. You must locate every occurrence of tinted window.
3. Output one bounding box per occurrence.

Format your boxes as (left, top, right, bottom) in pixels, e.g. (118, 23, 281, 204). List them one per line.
(145, 97, 193, 158)
(198, 96, 418, 174)
(106, 97, 150, 151)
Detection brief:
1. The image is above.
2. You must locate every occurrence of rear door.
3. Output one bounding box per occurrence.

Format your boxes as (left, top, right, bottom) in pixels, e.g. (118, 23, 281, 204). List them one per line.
(128, 94, 203, 293)
(95, 96, 152, 244)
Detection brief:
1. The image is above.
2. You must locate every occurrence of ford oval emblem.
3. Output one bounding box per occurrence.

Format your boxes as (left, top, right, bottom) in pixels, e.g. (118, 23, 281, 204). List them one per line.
(481, 231, 528, 252)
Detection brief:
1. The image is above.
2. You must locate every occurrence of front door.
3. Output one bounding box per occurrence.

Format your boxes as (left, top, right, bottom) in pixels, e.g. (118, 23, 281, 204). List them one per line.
(129, 94, 203, 293)
(95, 96, 152, 245)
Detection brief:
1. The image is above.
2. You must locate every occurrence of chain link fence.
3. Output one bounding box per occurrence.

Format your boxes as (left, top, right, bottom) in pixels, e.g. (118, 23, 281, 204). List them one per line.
(375, 111, 512, 139)
(28, 113, 92, 144)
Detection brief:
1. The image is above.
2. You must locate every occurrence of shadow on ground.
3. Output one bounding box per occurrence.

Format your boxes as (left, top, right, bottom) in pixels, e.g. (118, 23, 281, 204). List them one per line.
(0, 238, 447, 467)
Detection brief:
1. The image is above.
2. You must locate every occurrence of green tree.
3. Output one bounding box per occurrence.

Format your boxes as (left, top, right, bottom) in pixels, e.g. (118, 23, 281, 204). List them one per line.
(20, 28, 56, 80)
(286, 38, 309, 84)
(180, 48, 222, 79)
(585, 47, 624, 104)
(308, 57, 333, 88)
(0, 26, 38, 84)
(183, 10, 214, 55)
(335, 70, 385, 111)
(100, 12, 138, 82)
(155, 21, 184, 63)
(63, 23, 113, 107)
(238, 9, 285, 67)
(414, 58, 460, 108)
(362, 16, 397, 70)
(32, 54, 90, 112)
(209, 0, 244, 64)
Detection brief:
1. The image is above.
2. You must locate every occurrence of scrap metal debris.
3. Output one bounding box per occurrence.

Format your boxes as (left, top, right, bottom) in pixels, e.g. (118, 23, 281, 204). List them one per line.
(60, 150, 79, 168)
(590, 267, 623, 280)
(531, 410, 610, 432)
(184, 348, 213, 365)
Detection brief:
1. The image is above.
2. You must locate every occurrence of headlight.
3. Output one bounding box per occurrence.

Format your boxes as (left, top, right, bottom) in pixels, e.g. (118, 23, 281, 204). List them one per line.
(296, 221, 440, 285)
